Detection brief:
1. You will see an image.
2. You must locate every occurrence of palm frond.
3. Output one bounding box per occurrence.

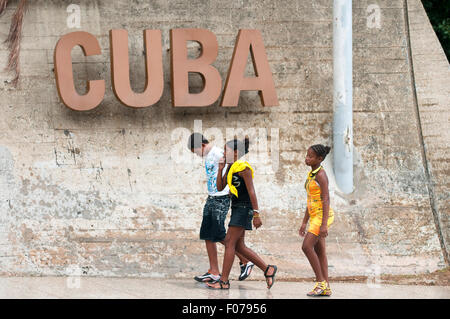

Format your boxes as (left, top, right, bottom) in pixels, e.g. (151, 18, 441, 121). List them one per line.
(0, 0, 9, 16)
(4, 0, 28, 87)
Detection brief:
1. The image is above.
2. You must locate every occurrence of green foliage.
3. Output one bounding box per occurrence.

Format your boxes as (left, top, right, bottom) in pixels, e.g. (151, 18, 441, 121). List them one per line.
(422, 0, 450, 62)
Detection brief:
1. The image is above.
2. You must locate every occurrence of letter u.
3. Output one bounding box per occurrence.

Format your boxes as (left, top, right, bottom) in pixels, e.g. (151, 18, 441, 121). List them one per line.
(110, 29, 164, 107)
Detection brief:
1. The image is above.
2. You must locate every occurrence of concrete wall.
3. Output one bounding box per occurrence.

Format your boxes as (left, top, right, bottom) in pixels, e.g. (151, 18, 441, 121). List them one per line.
(406, 0, 450, 264)
(0, 0, 448, 279)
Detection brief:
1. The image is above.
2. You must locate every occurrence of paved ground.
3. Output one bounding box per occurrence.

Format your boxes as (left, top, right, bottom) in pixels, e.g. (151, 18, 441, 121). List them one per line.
(0, 277, 449, 299)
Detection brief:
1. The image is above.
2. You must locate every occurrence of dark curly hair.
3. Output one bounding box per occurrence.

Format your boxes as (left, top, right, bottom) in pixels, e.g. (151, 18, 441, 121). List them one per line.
(226, 137, 250, 158)
(187, 133, 209, 150)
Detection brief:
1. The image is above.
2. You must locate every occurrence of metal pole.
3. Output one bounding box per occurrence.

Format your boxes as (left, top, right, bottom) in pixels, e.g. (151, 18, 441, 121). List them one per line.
(333, 0, 353, 194)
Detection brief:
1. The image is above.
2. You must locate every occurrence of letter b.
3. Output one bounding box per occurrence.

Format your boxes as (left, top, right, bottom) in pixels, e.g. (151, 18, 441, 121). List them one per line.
(170, 29, 222, 107)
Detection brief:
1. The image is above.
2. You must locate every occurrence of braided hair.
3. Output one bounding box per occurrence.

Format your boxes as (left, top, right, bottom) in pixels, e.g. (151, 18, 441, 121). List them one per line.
(310, 144, 331, 160)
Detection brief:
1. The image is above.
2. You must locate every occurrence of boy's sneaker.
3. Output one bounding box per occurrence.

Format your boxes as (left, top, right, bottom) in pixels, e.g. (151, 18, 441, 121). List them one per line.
(238, 261, 254, 281)
(194, 272, 220, 283)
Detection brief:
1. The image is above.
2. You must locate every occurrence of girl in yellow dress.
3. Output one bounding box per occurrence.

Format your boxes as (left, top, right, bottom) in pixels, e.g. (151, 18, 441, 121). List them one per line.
(299, 144, 334, 296)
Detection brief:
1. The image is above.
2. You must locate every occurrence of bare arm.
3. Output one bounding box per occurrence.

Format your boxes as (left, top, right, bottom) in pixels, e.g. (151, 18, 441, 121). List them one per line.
(216, 157, 228, 191)
(299, 206, 309, 236)
(240, 168, 258, 211)
(302, 206, 310, 225)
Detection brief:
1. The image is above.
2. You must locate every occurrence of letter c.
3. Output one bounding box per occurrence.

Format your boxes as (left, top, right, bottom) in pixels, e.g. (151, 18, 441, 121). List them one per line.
(54, 31, 105, 111)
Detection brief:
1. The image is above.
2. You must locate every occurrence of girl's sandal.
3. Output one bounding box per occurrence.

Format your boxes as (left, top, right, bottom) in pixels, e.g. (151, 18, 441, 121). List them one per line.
(206, 279, 230, 290)
(323, 282, 332, 296)
(307, 281, 327, 297)
(264, 265, 278, 289)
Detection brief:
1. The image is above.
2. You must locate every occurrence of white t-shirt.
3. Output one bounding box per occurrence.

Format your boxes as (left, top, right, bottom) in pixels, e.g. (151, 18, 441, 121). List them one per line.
(204, 146, 229, 196)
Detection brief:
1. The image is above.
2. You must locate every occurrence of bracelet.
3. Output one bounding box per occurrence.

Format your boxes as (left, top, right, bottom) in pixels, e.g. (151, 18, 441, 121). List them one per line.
(253, 210, 260, 217)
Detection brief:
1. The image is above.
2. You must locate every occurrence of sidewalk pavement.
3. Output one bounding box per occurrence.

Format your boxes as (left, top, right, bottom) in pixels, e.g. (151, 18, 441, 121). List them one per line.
(0, 277, 449, 299)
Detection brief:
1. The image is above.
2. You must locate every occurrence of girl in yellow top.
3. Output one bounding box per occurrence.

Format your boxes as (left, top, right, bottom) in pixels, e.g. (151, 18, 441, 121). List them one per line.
(299, 144, 334, 296)
(206, 137, 277, 290)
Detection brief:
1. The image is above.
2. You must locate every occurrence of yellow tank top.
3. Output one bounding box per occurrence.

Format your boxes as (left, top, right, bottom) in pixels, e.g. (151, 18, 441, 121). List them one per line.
(305, 166, 334, 217)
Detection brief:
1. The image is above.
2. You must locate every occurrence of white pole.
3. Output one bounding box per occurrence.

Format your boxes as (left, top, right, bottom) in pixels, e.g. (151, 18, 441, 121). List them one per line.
(333, 0, 353, 194)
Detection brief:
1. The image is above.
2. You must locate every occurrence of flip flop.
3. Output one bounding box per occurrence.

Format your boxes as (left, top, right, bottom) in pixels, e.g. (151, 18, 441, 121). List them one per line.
(206, 279, 230, 290)
(264, 264, 277, 289)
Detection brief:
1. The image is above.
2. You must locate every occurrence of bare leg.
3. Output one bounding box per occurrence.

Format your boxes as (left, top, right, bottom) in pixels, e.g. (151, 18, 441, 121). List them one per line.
(314, 236, 328, 283)
(302, 232, 325, 282)
(205, 240, 220, 275)
(219, 240, 249, 265)
(219, 226, 245, 282)
(207, 227, 275, 289)
(235, 232, 275, 287)
(235, 232, 266, 271)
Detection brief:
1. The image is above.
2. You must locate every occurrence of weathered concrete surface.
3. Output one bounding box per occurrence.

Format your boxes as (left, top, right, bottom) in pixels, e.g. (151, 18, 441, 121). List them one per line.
(0, 277, 449, 299)
(0, 0, 448, 279)
(406, 0, 450, 263)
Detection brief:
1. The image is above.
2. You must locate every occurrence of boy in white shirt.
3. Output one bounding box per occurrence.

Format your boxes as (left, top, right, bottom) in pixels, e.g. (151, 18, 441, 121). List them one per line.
(188, 133, 254, 282)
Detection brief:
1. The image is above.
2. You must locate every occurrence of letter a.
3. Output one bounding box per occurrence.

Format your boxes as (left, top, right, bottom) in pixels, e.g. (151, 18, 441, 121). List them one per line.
(221, 29, 278, 107)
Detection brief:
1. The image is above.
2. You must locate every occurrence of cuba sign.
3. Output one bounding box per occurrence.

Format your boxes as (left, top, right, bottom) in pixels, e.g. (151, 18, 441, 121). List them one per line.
(54, 28, 279, 111)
